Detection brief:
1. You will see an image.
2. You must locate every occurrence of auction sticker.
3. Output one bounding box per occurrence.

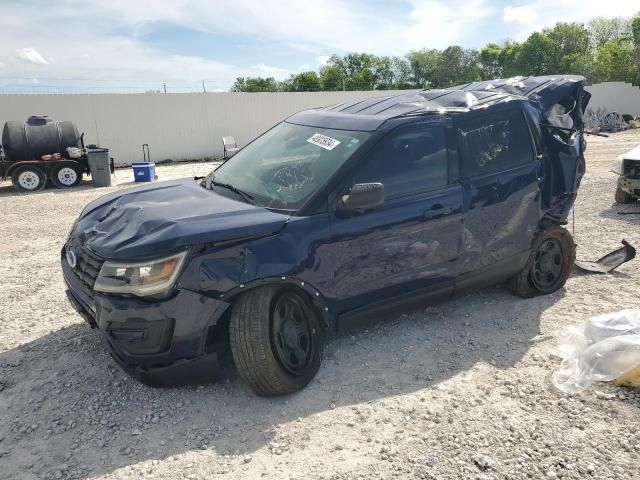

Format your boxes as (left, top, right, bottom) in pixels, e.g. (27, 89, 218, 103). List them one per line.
(307, 133, 341, 151)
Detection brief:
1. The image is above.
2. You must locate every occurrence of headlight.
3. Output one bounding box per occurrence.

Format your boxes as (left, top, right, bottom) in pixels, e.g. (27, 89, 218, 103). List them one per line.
(94, 251, 188, 296)
(611, 156, 624, 175)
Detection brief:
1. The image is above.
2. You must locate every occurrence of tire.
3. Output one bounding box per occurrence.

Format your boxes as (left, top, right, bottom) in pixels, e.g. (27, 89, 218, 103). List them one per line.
(615, 184, 636, 204)
(51, 162, 83, 188)
(507, 225, 575, 298)
(229, 286, 323, 396)
(11, 165, 47, 192)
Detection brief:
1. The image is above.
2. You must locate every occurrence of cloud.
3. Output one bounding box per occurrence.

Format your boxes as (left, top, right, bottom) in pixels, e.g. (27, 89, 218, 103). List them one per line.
(316, 55, 331, 67)
(503, 6, 537, 25)
(0, 0, 637, 92)
(15, 47, 49, 65)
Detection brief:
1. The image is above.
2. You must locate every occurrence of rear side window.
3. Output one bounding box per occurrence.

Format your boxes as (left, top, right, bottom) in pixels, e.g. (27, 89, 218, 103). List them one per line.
(456, 109, 534, 177)
(353, 126, 449, 199)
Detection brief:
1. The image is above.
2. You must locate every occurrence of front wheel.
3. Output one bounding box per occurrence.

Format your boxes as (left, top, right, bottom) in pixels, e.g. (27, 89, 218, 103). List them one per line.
(229, 286, 323, 396)
(507, 225, 575, 298)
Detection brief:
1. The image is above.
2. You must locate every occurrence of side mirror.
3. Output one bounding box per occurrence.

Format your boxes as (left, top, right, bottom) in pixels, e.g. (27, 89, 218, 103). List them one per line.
(338, 182, 384, 213)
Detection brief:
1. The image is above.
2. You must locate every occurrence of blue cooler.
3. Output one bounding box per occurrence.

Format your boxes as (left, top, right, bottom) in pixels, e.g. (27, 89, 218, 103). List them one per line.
(132, 162, 156, 182)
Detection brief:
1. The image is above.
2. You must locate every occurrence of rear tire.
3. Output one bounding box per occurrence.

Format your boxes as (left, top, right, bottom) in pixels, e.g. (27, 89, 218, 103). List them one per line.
(507, 225, 575, 298)
(51, 162, 83, 188)
(229, 286, 323, 396)
(11, 165, 47, 192)
(615, 184, 636, 204)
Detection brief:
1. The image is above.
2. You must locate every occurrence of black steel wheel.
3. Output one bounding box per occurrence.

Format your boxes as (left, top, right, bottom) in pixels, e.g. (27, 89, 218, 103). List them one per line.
(530, 238, 563, 290)
(507, 225, 575, 298)
(271, 292, 314, 376)
(230, 286, 323, 396)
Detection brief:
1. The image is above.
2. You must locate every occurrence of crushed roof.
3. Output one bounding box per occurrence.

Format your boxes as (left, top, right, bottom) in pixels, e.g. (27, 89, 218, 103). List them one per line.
(287, 75, 586, 131)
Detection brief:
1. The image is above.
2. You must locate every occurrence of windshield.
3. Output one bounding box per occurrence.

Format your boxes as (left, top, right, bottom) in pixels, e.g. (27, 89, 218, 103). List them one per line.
(210, 122, 369, 210)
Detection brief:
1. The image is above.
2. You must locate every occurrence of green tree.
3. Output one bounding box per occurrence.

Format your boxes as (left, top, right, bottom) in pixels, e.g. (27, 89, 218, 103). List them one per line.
(545, 22, 592, 76)
(632, 13, 640, 82)
(479, 43, 504, 79)
(588, 17, 631, 49)
(593, 38, 636, 82)
(406, 48, 442, 88)
(319, 55, 346, 90)
(230, 76, 280, 92)
(286, 71, 322, 91)
(518, 31, 555, 75)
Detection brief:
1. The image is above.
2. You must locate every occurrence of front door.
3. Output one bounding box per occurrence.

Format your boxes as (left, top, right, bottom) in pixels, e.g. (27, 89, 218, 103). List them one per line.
(324, 123, 464, 318)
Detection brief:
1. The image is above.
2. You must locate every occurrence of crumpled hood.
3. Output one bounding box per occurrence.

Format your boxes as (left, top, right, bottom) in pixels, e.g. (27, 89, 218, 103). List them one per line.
(72, 178, 289, 260)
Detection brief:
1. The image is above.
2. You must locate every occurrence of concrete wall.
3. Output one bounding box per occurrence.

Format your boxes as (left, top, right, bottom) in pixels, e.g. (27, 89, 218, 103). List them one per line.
(0, 90, 415, 166)
(586, 82, 640, 116)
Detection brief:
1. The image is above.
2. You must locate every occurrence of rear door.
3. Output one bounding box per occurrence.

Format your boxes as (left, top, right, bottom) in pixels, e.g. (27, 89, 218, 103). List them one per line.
(454, 107, 540, 282)
(324, 123, 464, 317)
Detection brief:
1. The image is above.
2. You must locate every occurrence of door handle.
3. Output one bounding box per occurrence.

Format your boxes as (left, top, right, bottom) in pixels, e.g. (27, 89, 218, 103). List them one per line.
(424, 205, 453, 220)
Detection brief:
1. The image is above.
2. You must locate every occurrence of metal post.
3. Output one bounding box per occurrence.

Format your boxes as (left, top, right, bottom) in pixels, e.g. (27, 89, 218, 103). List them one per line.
(163, 82, 167, 94)
(202, 80, 206, 93)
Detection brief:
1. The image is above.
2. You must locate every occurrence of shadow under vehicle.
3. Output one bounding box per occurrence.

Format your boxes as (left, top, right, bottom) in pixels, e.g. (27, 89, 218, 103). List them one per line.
(62, 75, 590, 396)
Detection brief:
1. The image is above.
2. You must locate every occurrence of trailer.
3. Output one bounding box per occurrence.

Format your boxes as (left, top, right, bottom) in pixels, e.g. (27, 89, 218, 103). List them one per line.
(0, 115, 103, 192)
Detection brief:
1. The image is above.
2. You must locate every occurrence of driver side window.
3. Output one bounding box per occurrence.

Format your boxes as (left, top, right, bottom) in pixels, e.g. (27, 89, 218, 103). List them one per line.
(353, 125, 450, 199)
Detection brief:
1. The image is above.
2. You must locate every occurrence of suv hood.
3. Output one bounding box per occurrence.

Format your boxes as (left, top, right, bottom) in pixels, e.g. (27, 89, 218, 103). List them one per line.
(71, 178, 289, 260)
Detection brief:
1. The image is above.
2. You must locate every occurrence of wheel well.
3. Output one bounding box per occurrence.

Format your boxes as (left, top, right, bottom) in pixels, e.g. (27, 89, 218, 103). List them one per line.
(215, 282, 334, 341)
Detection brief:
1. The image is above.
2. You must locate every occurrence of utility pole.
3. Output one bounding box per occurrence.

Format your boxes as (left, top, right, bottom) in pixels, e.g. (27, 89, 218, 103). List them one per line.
(202, 80, 206, 93)
(163, 82, 167, 94)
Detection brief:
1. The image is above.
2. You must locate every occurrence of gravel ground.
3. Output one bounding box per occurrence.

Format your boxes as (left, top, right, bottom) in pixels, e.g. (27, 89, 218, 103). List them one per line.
(1, 132, 640, 480)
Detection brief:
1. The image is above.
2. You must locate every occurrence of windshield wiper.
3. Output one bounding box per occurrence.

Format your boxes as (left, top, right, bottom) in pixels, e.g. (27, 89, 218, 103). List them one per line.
(210, 178, 256, 205)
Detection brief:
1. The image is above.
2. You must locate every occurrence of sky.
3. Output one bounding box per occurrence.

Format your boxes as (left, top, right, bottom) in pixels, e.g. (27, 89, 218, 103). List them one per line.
(0, 0, 638, 93)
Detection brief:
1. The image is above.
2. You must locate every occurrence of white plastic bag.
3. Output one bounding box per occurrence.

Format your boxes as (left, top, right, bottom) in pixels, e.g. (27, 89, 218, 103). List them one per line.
(552, 310, 640, 394)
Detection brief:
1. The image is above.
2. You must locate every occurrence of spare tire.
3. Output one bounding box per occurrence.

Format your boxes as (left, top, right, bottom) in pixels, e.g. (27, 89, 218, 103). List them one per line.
(58, 121, 81, 157)
(2, 121, 29, 162)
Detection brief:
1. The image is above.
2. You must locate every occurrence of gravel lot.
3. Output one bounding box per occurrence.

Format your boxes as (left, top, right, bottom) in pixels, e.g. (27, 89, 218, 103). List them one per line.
(1, 131, 640, 480)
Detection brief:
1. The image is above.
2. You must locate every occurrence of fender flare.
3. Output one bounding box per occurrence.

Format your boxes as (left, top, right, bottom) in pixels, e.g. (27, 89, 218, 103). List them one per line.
(217, 276, 336, 334)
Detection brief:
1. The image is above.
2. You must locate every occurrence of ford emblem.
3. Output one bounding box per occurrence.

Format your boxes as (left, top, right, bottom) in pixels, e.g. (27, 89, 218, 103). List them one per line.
(66, 248, 77, 269)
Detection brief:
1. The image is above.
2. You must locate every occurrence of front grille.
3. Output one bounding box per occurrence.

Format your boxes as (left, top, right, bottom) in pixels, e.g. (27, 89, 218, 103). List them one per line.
(74, 246, 105, 289)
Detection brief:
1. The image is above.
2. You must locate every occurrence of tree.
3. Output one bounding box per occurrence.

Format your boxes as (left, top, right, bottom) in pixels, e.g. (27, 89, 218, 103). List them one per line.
(479, 43, 504, 79)
(230, 77, 280, 92)
(588, 17, 631, 49)
(593, 38, 636, 82)
(319, 55, 346, 91)
(517, 32, 555, 75)
(544, 22, 592, 76)
(406, 48, 441, 88)
(286, 71, 322, 92)
(632, 13, 640, 82)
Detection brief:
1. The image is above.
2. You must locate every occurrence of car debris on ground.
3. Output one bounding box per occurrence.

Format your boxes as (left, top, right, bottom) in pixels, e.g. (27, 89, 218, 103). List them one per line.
(552, 309, 640, 393)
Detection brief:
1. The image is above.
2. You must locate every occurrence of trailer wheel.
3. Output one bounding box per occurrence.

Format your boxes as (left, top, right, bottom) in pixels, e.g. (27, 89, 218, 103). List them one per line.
(11, 165, 47, 192)
(51, 163, 83, 188)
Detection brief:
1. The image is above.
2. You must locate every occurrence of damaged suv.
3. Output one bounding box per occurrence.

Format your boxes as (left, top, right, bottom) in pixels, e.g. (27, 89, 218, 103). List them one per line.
(63, 75, 589, 396)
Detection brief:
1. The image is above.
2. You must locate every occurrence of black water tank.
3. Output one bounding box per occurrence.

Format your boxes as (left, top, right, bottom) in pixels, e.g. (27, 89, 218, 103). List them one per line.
(1, 116, 81, 161)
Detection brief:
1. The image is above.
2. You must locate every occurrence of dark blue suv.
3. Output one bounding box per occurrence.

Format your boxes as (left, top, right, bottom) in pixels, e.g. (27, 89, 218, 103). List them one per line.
(62, 76, 589, 396)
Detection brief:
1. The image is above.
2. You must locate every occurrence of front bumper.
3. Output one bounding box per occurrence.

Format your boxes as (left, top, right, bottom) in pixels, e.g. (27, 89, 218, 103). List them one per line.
(62, 251, 231, 386)
(618, 176, 640, 196)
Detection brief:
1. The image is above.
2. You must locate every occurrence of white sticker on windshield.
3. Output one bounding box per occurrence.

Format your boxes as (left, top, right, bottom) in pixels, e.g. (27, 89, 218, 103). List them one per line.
(307, 133, 341, 151)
